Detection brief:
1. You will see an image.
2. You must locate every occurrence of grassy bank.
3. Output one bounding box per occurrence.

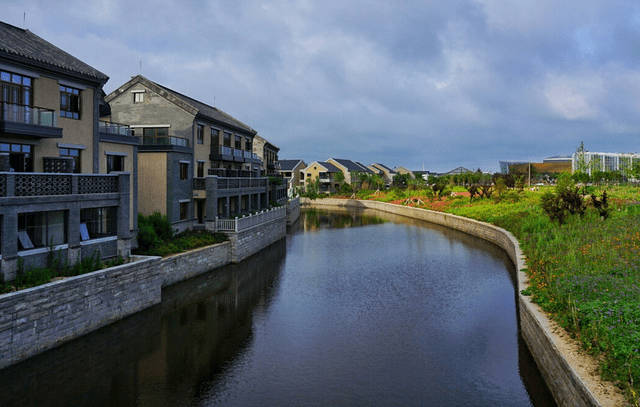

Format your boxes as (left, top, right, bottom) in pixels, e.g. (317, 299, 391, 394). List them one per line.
(331, 184, 640, 404)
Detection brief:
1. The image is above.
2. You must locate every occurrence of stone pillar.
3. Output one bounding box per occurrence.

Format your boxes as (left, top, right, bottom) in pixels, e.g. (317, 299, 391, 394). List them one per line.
(117, 172, 132, 257)
(205, 176, 218, 232)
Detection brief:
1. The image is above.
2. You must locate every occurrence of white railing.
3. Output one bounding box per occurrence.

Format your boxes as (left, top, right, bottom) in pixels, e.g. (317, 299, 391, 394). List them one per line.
(216, 206, 286, 232)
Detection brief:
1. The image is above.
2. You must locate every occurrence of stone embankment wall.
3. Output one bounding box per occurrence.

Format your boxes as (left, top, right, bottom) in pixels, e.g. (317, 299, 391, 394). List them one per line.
(226, 214, 287, 263)
(159, 242, 231, 287)
(302, 198, 620, 407)
(0, 256, 161, 370)
(286, 197, 301, 226)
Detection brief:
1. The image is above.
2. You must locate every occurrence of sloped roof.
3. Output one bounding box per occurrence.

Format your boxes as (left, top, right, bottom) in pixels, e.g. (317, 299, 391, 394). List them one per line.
(441, 166, 472, 175)
(0, 21, 108, 83)
(371, 162, 396, 173)
(109, 75, 257, 135)
(279, 159, 305, 171)
(330, 158, 373, 173)
(306, 161, 341, 173)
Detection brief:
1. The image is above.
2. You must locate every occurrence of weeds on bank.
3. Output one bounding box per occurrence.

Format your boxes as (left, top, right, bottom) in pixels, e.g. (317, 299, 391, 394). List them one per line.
(0, 251, 128, 294)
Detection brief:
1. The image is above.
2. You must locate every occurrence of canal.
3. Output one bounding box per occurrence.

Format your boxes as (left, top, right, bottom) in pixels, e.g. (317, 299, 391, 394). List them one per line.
(0, 208, 556, 406)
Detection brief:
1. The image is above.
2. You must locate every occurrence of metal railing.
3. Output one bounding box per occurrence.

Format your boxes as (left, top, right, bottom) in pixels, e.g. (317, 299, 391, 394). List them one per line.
(139, 135, 189, 147)
(99, 121, 133, 136)
(0, 102, 57, 127)
(216, 206, 286, 232)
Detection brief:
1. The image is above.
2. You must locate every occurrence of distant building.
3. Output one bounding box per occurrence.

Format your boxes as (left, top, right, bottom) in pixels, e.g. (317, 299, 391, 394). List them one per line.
(572, 151, 640, 177)
(394, 166, 415, 178)
(326, 158, 374, 187)
(368, 163, 397, 186)
(278, 159, 306, 195)
(302, 161, 342, 193)
(253, 135, 280, 177)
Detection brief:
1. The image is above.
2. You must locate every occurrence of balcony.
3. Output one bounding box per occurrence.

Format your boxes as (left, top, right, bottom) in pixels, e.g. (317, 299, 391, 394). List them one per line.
(208, 168, 259, 178)
(210, 146, 261, 164)
(99, 121, 138, 145)
(0, 102, 62, 138)
(0, 172, 120, 197)
(138, 135, 191, 152)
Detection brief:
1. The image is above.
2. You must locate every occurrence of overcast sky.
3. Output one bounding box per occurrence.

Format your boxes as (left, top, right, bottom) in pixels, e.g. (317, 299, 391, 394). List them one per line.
(4, 1, 640, 172)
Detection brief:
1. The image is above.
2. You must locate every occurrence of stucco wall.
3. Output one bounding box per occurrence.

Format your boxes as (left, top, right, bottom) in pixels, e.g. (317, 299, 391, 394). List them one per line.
(137, 152, 167, 216)
(302, 198, 621, 407)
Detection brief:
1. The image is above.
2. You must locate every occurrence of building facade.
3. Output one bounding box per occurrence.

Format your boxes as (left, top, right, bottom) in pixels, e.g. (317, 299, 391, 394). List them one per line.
(106, 75, 268, 231)
(0, 21, 135, 280)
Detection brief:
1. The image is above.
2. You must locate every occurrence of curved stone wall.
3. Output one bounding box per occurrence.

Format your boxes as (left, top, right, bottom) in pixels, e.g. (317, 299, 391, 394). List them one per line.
(302, 198, 622, 407)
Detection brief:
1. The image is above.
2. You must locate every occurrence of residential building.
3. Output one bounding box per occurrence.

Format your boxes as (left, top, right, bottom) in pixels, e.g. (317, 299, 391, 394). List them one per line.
(0, 21, 136, 279)
(253, 134, 280, 177)
(303, 161, 341, 193)
(326, 158, 374, 188)
(106, 75, 267, 231)
(369, 163, 397, 187)
(394, 166, 415, 178)
(279, 159, 306, 195)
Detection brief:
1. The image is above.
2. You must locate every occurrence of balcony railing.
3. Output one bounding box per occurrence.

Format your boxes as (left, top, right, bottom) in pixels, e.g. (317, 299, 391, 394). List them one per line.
(1, 102, 57, 127)
(99, 121, 133, 136)
(139, 135, 189, 147)
(216, 206, 286, 232)
(208, 168, 259, 178)
(0, 173, 119, 197)
(211, 146, 260, 162)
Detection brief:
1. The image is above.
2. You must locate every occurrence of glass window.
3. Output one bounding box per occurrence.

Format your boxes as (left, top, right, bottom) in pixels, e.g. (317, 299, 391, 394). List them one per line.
(60, 86, 81, 119)
(235, 135, 242, 149)
(211, 129, 219, 146)
(197, 161, 204, 178)
(80, 207, 116, 239)
(107, 155, 125, 173)
(18, 210, 67, 250)
(197, 125, 204, 144)
(133, 92, 144, 103)
(245, 137, 252, 151)
(60, 148, 81, 173)
(180, 202, 189, 220)
(223, 132, 231, 147)
(180, 163, 189, 180)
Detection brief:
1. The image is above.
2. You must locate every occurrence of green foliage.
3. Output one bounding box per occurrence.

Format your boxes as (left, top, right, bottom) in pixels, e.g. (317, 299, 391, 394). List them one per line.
(133, 229, 228, 257)
(269, 176, 283, 186)
(540, 173, 585, 224)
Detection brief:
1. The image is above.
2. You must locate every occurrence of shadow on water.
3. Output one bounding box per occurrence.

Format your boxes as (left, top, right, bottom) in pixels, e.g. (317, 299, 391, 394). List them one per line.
(0, 239, 287, 407)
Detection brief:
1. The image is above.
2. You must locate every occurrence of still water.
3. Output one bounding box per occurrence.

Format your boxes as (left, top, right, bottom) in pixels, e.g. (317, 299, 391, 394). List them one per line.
(0, 208, 556, 406)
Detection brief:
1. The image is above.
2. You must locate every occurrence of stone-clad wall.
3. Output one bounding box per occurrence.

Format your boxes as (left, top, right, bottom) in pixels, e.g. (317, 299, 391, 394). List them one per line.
(0, 255, 161, 370)
(226, 215, 286, 263)
(302, 198, 613, 407)
(159, 242, 232, 287)
(286, 197, 301, 226)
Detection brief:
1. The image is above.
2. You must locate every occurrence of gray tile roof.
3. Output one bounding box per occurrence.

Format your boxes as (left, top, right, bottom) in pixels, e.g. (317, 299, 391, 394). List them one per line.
(0, 21, 108, 83)
(315, 161, 341, 172)
(130, 75, 257, 135)
(279, 159, 304, 171)
(330, 158, 373, 173)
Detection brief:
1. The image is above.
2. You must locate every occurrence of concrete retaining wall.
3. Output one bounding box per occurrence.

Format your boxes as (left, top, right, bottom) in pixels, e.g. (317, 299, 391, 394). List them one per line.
(159, 242, 232, 287)
(0, 255, 161, 370)
(302, 198, 616, 407)
(226, 214, 287, 263)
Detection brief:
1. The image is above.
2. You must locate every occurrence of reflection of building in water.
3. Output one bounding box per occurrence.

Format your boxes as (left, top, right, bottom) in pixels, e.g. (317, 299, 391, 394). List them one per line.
(0, 239, 286, 407)
(136, 238, 286, 406)
(301, 208, 387, 232)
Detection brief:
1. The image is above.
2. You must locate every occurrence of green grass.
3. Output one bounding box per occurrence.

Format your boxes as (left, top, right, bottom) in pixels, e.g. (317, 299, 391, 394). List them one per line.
(357, 184, 640, 403)
(132, 229, 228, 257)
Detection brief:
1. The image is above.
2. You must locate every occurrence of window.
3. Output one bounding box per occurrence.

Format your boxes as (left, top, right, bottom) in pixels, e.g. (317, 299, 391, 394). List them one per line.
(133, 92, 144, 103)
(143, 127, 168, 136)
(80, 207, 116, 240)
(180, 162, 189, 180)
(180, 202, 189, 220)
(59, 148, 81, 173)
(245, 137, 252, 151)
(235, 135, 242, 149)
(0, 142, 33, 172)
(18, 210, 67, 250)
(60, 86, 81, 119)
(223, 132, 231, 147)
(211, 128, 219, 146)
(197, 161, 204, 178)
(107, 155, 125, 173)
(1, 70, 32, 107)
(197, 124, 204, 144)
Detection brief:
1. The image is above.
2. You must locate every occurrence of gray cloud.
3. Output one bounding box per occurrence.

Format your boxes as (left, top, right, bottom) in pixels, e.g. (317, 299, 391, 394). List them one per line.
(4, 0, 640, 172)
